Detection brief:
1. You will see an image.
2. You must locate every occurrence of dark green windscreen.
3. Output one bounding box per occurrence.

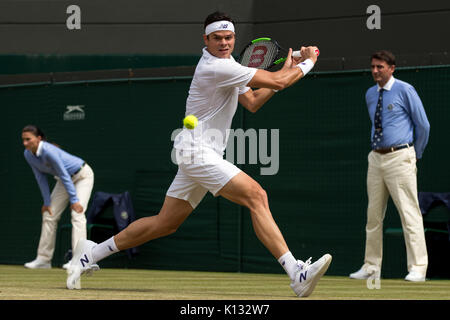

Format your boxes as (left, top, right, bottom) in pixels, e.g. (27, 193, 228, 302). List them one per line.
(1, 65, 448, 278)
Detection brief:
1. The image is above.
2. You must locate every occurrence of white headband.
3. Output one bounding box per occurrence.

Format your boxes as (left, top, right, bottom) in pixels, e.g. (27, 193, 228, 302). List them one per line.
(205, 20, 235, 36)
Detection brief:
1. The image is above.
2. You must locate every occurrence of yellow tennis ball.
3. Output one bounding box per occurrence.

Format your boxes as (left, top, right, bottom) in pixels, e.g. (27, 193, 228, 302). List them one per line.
(183, 115, 198, 129)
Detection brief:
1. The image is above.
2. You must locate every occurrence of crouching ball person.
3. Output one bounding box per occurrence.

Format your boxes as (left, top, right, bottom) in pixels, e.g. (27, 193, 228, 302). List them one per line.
(66, 12, 332, 297)
(22, 125, 95, 270)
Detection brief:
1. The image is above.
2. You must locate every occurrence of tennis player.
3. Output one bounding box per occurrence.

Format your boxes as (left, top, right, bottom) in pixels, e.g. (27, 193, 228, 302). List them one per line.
(67, 11, 332, 297)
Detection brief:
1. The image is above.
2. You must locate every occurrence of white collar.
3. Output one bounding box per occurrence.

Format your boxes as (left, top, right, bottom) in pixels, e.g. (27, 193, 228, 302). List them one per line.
(377, 76, 395, 91)
(203, 47, 214, 59)
(36, 141, 44, 156)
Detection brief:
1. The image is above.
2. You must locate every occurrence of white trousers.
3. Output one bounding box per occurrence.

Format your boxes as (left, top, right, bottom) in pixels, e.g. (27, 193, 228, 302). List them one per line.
(36, 164, 94, 263)
(363, 147, 428, 276)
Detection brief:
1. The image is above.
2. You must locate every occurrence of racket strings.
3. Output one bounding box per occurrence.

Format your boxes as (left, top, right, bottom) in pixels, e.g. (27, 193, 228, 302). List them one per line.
(240, 41, 278, 69)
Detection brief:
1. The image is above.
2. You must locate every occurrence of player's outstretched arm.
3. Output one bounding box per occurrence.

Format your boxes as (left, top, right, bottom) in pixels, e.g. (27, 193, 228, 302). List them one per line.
(246, 47, 318, 91)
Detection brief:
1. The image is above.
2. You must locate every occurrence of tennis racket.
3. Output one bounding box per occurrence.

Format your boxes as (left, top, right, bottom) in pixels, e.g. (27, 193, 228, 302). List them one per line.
(238, 37, 319, 70)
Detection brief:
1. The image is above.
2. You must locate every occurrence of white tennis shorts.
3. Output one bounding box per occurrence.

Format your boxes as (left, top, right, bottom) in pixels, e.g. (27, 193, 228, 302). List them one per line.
(166, 147, 241, 209)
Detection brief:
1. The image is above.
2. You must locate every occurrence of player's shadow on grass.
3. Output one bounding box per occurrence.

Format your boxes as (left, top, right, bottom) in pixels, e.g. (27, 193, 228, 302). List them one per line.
(56, 286, 294, 298)
(55, 287, 157, 293)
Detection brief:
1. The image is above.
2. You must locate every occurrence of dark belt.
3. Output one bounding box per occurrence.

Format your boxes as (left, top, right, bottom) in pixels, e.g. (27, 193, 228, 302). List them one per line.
(72, 162, 86, 177)
(373, 143, 413, 154)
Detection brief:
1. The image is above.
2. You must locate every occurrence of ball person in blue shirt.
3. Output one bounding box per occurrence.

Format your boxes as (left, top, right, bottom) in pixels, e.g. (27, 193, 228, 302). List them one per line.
(22, 125, 94, 269)
(350, 50, 430, 282)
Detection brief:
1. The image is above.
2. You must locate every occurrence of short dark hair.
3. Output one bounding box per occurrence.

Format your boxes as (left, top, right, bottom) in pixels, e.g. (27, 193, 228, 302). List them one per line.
(22, 125, 46, 140)
(371, 50, 396, 66)
(204, 11, 234, 30)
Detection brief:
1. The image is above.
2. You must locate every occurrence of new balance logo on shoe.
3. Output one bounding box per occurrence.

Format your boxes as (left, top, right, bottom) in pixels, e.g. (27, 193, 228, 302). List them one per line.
(299, 271, 308, 283)
(290, 254, 332, 297)
(80, 254, 89, 267)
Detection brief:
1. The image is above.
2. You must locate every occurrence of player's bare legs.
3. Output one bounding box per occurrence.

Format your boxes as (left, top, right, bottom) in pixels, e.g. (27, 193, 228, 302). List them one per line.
(67, 174, 331, 296)
(217, 171, 288, 259)
(114, 196, 193, 250)
(115, 171, 289, 258)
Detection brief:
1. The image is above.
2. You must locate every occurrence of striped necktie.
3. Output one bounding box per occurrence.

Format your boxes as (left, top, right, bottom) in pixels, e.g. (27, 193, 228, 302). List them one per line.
(372, 88, 384, 150)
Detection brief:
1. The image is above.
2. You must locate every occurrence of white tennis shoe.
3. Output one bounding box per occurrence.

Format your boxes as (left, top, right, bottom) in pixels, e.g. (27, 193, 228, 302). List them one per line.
(66, 239, 100, 289)
(290, 254, 332, 297)
(405, 271, 426, 282)
(24, 258, 51, 269)
(62, 261, 70, 270)
(349, 266, 380, 280)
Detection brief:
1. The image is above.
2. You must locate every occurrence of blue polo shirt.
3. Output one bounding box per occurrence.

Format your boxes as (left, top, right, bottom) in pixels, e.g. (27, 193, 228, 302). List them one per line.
(24, 141, 84, 206)
(366, 76, 430, 159)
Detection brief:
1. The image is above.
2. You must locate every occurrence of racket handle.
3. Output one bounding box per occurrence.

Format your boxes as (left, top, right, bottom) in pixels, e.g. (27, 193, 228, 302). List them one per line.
(292, 49, 320, 58)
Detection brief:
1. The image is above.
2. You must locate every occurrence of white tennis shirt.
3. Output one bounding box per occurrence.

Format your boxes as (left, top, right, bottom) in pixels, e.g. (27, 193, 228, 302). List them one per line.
(174, 47, 257, 155)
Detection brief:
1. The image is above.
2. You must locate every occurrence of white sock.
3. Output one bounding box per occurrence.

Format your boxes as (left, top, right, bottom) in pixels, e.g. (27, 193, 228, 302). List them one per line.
(278, 251, 298, 281)
(91, 236, 120, 263)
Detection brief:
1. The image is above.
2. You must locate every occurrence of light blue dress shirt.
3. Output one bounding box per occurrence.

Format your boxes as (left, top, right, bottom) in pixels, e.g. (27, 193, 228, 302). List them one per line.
(24, 141, 85, 206)
(365, 76, 430, 159)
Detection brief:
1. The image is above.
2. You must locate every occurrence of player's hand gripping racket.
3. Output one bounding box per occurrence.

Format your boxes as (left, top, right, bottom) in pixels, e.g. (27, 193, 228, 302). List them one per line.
(238, 37, 319, 70)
